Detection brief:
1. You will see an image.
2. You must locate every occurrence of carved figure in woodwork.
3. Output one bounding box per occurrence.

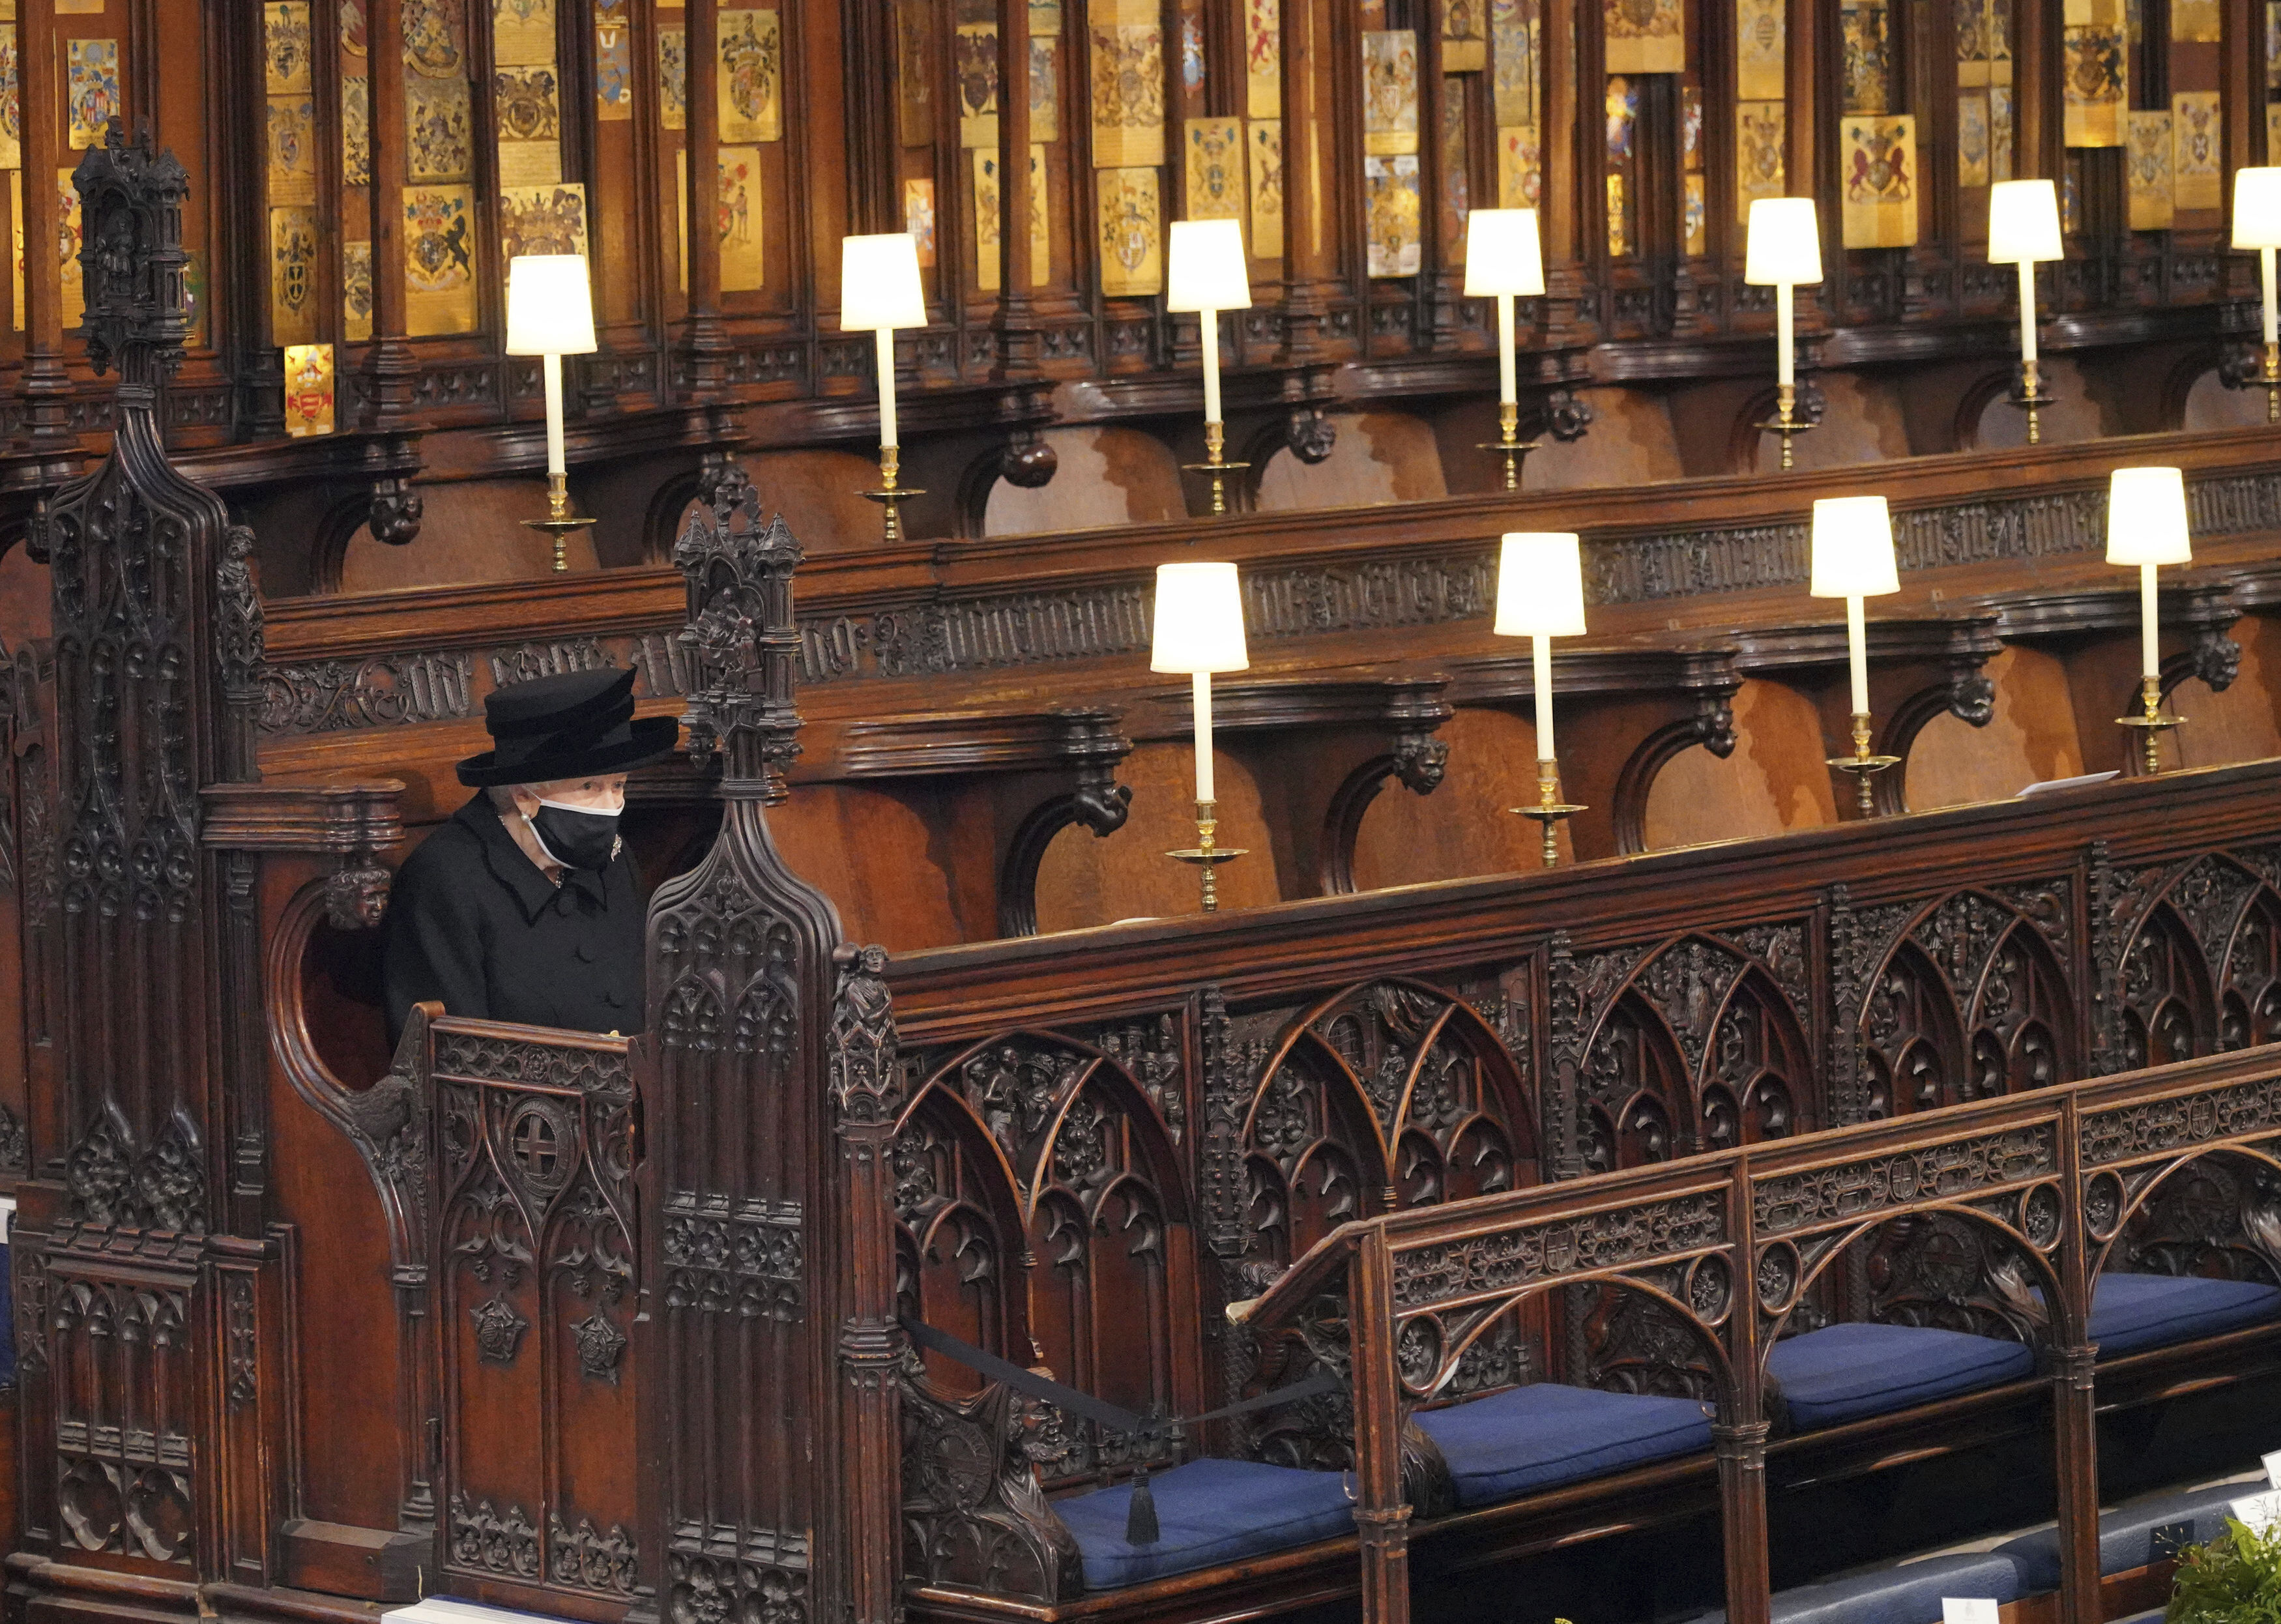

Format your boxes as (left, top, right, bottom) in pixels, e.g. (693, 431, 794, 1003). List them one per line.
(381, 668, 677, 1039)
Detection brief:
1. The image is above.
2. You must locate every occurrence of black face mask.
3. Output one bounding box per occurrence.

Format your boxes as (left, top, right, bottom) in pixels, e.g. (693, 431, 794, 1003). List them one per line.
(528, 801, 620, 872)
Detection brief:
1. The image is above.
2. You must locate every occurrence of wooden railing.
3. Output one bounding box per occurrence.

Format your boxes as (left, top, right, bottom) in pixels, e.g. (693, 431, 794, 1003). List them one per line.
(1233, 1043, 2281, 1624)
(877, 758, 2281, 1608)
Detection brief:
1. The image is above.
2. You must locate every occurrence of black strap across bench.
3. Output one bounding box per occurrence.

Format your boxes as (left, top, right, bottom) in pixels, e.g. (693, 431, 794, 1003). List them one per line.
(900, 1314, 1343, 1543)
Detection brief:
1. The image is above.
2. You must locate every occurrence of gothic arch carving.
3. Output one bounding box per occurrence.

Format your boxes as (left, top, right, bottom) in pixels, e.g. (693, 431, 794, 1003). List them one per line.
(1853, 889, 2080, 1115)
(1579, 934, 1814, 1163)
(1243, 979, 1536, 1243)
(2092, 1144, 2281, 1288)
(2112, 854, 2281, 1066)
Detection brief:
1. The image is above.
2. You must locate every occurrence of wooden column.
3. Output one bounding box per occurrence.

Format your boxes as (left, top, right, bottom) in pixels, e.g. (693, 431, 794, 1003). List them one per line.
(2052, 1095, 2103, 1624)
(829, 948, 905, 1624)
(18, 0, 73, 456)
(1719, 1164, 1773, 1624)
(1784, 0, 1820, 201)
(843, 0, 898, 234)
(994, 0, 1039, 375)
(1350, 1234, 1413, 1624)
(2223, 0, 2258, 169)
(681, 0, 731, 398)
(1540, 0, 1591, 343)
(361, 0, 416, 428)
(2013, 0, 2059, 180)
(1279, 0, 1337, 360)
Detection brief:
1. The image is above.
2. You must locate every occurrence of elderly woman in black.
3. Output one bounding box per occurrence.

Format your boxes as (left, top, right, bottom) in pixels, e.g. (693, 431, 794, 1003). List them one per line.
(382, 667, 678, 1042)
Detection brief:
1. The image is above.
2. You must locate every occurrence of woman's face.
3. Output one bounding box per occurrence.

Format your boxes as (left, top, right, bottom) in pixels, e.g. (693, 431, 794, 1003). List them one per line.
(510, 774, 628, 816)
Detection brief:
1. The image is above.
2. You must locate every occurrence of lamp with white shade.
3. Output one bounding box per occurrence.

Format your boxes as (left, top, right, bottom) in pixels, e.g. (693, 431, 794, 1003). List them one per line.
(1987, 180, 2063, 444)
(1810, 495, 1904, 813)
(2232, 168, 2281, 423)
(1168, 220, 1254, 515)
(840, 232, 931, 542)
(505, 254, 599, 573)
(1494, 532, 1588, 867)
(1151, 561, 1252, 909)
(1743, 198, 1823, 470)
(1464, 209, 1546, 491)
(2107, 467, 2192, 773)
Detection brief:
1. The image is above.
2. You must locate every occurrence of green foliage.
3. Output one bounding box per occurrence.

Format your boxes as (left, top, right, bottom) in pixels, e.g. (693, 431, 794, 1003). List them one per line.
(2170, 1518, 2281, 1623)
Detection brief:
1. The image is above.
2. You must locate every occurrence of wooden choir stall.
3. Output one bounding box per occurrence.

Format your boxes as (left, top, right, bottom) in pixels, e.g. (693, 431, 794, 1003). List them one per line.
(12, 1, 2281, 1623)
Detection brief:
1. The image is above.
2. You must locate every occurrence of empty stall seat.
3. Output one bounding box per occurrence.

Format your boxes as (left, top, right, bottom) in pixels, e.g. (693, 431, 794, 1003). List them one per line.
(1409, 1382, 1716, 1508)
(1766, 1324, 2035, 1428)
(2085, 1272, 2281, 1357)
(1052, 1458, 1358, 1588)
(1992, 1479, 2251, 1593)
(1678, 1550, 2027, 1623)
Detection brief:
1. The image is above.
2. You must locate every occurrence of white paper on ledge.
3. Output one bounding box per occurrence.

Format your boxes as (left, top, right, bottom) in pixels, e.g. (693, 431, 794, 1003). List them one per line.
(2017, 770, 2121, 798)
(387, 1599, 583, 1624)
(1942, 1600, 2000, 1624)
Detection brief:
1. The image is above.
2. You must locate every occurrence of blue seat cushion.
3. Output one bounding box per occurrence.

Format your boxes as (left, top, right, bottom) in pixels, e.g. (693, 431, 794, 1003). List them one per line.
(1054, 1457, 1356, 1589)
(1994, 1480, 2251, 1593)
(1409, 1382, 1715, 1508)
(2088, 1272, 2281, 1357)
(1679, 1551, 2026, 1623)
(1765, 1323, 2035, 1429)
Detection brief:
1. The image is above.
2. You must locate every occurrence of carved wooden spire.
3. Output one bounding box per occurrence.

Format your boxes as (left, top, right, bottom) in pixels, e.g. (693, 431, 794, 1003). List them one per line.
(673, 454, 802, 802)
(72, 118, 192, 386)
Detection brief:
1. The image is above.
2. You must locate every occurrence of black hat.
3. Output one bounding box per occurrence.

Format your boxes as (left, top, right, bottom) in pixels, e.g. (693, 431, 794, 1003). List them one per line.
(456, 667, 680, 787)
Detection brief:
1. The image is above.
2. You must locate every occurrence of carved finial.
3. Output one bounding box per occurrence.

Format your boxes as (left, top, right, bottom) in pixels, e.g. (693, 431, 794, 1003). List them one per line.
(71, 117, 190, 383)
(672, 463, 804, 801)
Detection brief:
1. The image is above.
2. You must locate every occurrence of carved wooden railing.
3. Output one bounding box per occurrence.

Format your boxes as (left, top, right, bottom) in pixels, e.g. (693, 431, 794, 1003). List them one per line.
(1227, 1040, 2281, 1624)
(877, 758, 2281, 1600)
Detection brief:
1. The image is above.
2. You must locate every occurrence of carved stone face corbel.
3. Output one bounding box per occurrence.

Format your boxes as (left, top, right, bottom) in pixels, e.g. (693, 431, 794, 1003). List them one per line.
(1544, 386, 1597, 443)
(370, 476, 424, 547)
(325, 853, 393, 931)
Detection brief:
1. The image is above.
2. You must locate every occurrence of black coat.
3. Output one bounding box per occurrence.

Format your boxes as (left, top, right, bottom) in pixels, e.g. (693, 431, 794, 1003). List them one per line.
(383, 794, 648, 1043)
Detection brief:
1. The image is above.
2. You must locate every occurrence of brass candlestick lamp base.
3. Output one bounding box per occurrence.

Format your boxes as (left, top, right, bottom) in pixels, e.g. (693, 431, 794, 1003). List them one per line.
(2115, 674, 2185, 775)
(1167, 798, 1249, 912)
(521, 471, 596, 573)
(2259, 341, 2281, 426)
(859, 446, 926, 544)
(1511, 759, 1585, 869)
(1754, 383, 1819, 471)
(1181, 422, 1251, 517)
(1474, 401, 1541, 493)
(2013, 358, 2056, 446)
(1827, 712, 1902, 816)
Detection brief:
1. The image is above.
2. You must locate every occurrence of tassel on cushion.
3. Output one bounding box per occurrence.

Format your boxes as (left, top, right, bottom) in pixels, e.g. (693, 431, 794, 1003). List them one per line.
(1124, 1462, 1160, 1545)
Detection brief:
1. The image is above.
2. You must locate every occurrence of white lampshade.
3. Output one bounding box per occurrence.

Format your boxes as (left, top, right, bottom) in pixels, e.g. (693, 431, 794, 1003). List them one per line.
(1743, 198, 1823, 285)
(1810, 497, 1900, 598)
(839, 233, 928, 330)
(1150, 562, 1249, 673)
(504, 255, 596, 355)
(1167, 219, 1253, 313)
(2106, 467, 2193, 565)
(2233, 168, 2281, 250)
(1494, 532, 1587, 637)
(1463, 209, 1546, 297)
(1987, 179, 2063, 264)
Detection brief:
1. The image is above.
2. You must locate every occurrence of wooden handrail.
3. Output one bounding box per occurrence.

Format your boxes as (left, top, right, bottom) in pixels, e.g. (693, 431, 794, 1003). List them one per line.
(1243, 1042, 2281, 1624)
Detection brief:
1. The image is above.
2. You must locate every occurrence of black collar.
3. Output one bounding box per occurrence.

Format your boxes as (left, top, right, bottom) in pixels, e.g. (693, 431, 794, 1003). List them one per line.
(455, 794, 611, 920)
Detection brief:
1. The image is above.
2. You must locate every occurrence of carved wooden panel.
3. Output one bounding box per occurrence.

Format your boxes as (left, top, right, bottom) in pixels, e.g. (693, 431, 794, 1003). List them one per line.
(897, 1025, 1198, 1488)
(1852, 887, 2080, 1118)
(41, 1263, 199, 1566)
(429, 1022, 640, 1605)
